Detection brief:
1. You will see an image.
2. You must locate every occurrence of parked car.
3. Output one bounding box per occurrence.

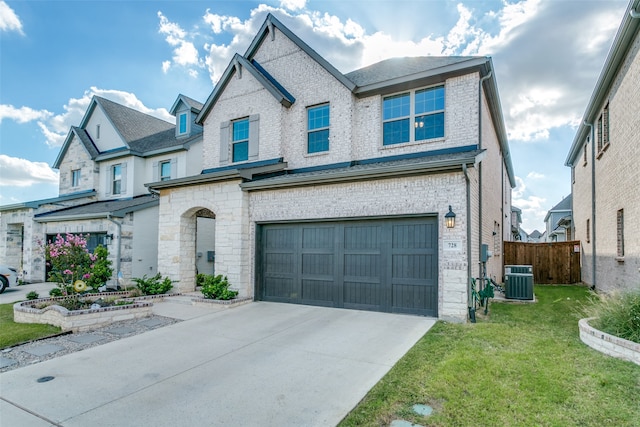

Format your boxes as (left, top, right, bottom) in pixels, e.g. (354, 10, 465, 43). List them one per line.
(0, 265, 19, 293)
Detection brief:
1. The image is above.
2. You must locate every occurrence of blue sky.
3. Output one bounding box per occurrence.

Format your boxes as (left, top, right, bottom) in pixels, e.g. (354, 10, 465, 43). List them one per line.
(0, 0, 628, 233)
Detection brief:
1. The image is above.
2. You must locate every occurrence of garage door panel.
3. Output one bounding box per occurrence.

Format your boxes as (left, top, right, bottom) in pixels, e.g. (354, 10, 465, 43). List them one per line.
(393, 283, 438, 316)
(302, 279, 335, 305)
(260, 217, 438, 316)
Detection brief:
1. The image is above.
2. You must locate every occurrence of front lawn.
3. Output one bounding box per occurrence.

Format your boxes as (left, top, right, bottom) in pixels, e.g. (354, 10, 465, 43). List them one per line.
(340, 285, 640, 426)
(0, 303, 61, 349)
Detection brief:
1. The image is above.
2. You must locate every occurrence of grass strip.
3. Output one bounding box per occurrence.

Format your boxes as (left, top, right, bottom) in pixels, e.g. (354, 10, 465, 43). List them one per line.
(340, 285, 640, 426)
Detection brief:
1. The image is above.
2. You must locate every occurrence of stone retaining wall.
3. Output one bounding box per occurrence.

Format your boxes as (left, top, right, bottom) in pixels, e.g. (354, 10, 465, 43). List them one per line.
(579, 317, 640, 366)
(14, 293, 153, 332)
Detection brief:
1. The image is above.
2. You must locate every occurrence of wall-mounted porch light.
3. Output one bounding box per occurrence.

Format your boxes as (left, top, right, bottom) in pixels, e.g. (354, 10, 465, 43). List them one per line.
(104, 234, 114, 245)
(445, 205, 456, 229)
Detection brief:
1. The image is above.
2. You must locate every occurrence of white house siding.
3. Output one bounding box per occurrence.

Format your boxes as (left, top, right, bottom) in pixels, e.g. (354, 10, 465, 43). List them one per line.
(131, 207, 160, 279)
(157, 180, 250, 294)
(58, 134, 99, 196)
(85, 105, 123, 152)
(592, 28, 640, 293)
(185, 141, 203, 175)
(248, 172, 470, 321)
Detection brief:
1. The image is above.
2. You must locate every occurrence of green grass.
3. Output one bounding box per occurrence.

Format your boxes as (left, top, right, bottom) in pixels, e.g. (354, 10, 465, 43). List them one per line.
(0, 303, 61, 349)
(340, 285, 640, 426)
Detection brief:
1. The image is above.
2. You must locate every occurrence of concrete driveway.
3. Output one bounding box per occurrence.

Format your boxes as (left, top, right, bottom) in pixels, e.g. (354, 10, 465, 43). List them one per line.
(0, 282, 58, 304)
(0, 302, 435, 426)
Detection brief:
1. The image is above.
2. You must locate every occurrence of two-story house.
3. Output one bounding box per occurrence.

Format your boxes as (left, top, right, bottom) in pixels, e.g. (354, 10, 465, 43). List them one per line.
(0, 94, 206, 285)
(544, 194, 572, 242)
(148, 14, 515, 322)
(565, 0, 639, 293)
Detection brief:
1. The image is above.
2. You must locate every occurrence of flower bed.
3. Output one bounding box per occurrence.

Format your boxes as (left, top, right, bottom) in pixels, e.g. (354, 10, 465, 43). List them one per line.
(579, 317, 640, 366)
(14, 292, 153, 332)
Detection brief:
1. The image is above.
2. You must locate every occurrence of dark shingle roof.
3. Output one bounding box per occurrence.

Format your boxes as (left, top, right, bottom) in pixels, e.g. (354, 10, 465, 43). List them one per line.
(95, 96, 174, 147)
(345, 56, 483, 87)
(71, 126, 99, 158)
(34, 195, 158, 220)
(550, 194, 572, 211)
(179, 95, 203, 111)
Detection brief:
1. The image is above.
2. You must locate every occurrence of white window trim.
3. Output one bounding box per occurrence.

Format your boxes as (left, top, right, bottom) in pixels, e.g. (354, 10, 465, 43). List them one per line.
(381, 85, 446, 148)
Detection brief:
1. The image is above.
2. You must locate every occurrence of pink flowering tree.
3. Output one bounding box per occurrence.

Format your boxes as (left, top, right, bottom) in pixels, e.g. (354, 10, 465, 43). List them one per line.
(45, 233, 112, 294)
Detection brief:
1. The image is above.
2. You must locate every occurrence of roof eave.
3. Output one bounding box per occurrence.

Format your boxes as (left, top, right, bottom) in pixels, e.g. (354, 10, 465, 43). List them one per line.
(566, 1, 640, 166)
(240, 154, 483, 191)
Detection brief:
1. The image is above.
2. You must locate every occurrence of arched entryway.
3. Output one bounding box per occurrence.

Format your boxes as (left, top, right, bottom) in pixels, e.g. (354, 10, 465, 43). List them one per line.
(177, 207, 216, 292)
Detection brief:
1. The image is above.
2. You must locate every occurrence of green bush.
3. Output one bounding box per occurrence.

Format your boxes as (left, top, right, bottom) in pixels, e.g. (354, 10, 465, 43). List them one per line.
(86, 245, 113, 291)
(196, 273, 207, 288)
(132, 273, 174, 295)
(200, 275, 238, 300)
(590, 290, 640, 344)
(49, 287, 63, 297)
(26, 291, 39, 300)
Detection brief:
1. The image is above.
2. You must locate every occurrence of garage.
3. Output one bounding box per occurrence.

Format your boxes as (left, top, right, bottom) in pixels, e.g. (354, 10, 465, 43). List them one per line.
(257, 216, 438, 316)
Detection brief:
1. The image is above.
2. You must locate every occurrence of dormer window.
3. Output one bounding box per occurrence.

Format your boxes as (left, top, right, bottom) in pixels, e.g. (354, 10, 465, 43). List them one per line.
(178, 113, 188, 135)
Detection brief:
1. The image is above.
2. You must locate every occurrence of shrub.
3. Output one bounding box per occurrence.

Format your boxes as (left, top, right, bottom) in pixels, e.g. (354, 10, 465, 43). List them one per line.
(44, 233, 112, 295)
(49, 288, 63, 297)
(200, 274, 238, 300)
(26, 291, 39, 300)
(132, 273, 174, 295)
(85, 245, 113, 291)
(590, 290, 640, 344)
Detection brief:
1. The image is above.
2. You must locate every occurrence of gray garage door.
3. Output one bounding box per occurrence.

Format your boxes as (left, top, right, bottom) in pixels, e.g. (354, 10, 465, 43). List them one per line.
(257, 217, 438, 316)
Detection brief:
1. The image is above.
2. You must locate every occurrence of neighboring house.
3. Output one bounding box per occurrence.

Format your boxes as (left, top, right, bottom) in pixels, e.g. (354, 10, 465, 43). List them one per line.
(0, 95, 206, 285)
(527, 230, 545, 243)
(544, 194, 573, 242)
(148, 14, 515, 322)
(511, 206, 527, 241)
(565, 0, 640, 292)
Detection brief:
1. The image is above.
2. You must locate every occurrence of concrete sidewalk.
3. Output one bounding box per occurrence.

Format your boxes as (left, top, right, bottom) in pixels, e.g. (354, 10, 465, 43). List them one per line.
(0, 302, 435, 426)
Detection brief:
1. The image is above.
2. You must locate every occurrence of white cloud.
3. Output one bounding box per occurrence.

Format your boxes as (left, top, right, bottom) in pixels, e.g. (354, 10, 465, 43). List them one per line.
(526, 171, 545, 180)
(0, 104, 52, 123)
(512, 176, 547, 233)
(280, 0, 306, 11)
(0, 154, 58, 187)
(0, 1, 23, 34)
(35, 87, 173, 148)
(157, 11, 203, 75)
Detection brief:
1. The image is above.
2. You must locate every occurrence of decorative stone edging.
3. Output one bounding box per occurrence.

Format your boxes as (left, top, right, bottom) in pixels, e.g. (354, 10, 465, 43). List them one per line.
(190, 296, 253, 307)
(579, 317, 640, 366)
(14, 293, 153, 333)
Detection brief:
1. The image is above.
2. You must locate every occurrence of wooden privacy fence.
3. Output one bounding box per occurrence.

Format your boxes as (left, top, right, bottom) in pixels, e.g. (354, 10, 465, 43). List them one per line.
(503, 241, 582, 284)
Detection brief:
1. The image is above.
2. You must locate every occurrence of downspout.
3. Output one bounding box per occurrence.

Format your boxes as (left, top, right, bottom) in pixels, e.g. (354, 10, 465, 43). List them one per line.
(106, 214, 122, 287)
(478, 70, 492, 276)
(463, 164, 472, 313)
(584, 121, 596, 290)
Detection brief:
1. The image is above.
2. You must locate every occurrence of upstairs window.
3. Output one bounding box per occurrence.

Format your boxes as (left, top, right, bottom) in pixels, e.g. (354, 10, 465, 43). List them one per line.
(71, 169, 80, 187)
(232, 118, 249, 163)
(160, 161, 171, 181)
(307, 104, 330, 153)
(597, 103, 609, 155)
(96, 124, 101, 140)
(383, 86, 445, 146)
(178, 113, 188, 135)
(112, 164, 122, 195)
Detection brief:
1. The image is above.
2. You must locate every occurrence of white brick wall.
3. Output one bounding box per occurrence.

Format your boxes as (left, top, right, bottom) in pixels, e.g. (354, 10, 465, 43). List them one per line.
(573, 28, 640, 292)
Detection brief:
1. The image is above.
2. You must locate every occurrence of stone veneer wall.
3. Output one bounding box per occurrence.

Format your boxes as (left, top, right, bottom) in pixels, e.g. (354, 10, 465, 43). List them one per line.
(579, 318, 640, 366)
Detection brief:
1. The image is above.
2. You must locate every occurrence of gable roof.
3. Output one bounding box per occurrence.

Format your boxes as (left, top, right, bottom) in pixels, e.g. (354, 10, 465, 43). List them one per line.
(565, 0, 640, 166)
(88, 96, 174, 147)
(33, 194, 158, 222)
(544, 194, 572, 222)
(170, 94, 204, 116)
(53, 126, 100, 168)
(54, 95, 202, 167)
